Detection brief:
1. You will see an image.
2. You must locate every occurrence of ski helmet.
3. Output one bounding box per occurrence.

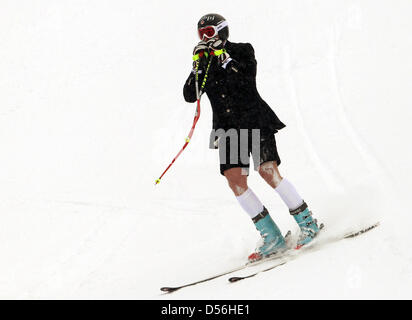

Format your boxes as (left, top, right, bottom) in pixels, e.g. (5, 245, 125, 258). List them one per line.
(197, 13, 229, 41)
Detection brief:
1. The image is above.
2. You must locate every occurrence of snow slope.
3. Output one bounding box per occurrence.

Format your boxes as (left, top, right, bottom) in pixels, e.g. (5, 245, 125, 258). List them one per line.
(0, 0, 411, 299)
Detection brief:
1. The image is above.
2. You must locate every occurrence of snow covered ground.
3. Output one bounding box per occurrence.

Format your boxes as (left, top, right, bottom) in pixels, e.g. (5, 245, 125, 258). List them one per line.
(1, 0, 412, 299)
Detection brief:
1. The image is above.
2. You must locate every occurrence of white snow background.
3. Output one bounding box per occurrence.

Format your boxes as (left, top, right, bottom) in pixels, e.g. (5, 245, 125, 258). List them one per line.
(0, 0, 411, 299)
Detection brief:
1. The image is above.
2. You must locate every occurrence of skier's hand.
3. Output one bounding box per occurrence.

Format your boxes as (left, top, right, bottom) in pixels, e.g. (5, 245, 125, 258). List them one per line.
(207, 39, 224, 52)
(192, 41, 210, 69)
(208, 39, 232, 68)
(193, 40, 208, 56)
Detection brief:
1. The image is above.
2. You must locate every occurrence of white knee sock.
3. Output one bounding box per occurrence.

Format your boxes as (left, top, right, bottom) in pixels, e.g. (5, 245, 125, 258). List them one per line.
(275, 178, 304, 211)
(236, 188, 264, 219)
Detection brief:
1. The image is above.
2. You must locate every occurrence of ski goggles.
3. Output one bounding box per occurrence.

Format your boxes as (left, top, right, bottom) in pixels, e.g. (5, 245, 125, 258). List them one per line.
(198, 21, 228, 39)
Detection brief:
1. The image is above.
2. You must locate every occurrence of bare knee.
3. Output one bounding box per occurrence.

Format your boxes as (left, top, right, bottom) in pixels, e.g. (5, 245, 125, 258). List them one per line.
(224, 168, 248, 196)
(258, 161, 283, 188)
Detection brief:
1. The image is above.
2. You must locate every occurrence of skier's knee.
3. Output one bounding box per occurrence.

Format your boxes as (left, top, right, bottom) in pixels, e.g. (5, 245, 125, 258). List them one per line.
(228, 180, 248, 196)
(224, 168, 248, 196)
(258, 161, 283, 187)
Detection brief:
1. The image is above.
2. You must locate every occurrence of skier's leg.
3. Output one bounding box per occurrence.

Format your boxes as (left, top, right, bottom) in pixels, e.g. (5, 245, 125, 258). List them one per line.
(256, 130, 321, 246)
(258, 160, 283, 188)
(258, 161, 304, 210)
(258, 161, 320, 247)
(221, 131, 285, 260)
(224, 168, 263, 218)
(223, 167, 286, 261)
(223, 167, 248, 196)
(223, 168, 266, 220)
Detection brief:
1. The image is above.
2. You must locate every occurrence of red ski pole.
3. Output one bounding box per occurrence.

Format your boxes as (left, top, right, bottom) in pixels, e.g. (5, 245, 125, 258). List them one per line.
(155, 57, 213, 185)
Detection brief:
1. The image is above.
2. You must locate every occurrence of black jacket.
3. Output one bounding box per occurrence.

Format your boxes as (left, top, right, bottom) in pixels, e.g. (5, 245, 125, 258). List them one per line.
(183, 41, 285, 136)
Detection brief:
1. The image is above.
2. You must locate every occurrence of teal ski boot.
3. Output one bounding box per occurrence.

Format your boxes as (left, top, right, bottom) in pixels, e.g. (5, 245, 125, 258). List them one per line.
(290, 201, 321, 249)
(248, 207, 287, 262)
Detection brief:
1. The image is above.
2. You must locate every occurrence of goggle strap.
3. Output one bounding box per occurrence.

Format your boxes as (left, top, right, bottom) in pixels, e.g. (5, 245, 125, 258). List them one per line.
(216, 20, 228, 32)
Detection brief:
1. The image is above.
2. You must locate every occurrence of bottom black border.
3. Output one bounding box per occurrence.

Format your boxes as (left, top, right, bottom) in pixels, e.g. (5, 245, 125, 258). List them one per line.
(0, 299, 403, 318)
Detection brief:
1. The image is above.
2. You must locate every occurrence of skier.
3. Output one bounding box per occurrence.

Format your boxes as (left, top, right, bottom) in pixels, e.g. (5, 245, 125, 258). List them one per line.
(183, 13, 321, 262)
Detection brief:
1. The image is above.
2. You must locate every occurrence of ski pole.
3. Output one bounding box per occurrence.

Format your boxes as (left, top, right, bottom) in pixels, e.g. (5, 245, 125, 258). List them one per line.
(155, 56, 213, 185)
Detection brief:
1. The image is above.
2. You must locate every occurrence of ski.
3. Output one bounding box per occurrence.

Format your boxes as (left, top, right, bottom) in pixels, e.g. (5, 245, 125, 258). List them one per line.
(160, 222, 379, 293)
(228, 222, 380, 283)
(160, 247, 290, 294)
(160, 231, 294, 294)
(160, 264, 248, 293)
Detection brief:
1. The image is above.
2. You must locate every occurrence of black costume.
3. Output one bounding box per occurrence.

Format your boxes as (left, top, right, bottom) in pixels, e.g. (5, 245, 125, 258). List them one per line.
(183, 41, 285, 175)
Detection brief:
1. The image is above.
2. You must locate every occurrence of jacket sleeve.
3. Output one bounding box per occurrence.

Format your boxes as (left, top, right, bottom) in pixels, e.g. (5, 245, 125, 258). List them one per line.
(224, 43, 257, 79)
(183, 70, 198, 103)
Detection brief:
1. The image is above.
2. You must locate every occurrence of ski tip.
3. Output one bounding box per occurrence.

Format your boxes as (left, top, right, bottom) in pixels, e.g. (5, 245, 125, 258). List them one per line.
(343, 222, 380, 238)
(228, 277, 244, 283)
(160, 287, 179, 293)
